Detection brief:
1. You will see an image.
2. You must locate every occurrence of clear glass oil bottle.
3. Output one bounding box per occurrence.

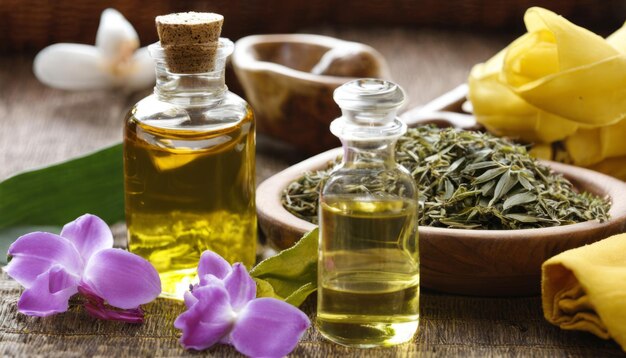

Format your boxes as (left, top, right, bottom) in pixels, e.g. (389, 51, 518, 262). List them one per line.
(123, 38, 256, 299)
(317, 79, 419, 347)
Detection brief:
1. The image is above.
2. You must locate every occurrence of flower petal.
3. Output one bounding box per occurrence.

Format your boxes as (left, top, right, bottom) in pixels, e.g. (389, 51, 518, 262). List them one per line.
(60, 214, 113, 262)
(230, 298, 310, 358)
(524, 7, 617, 71)
(18, 265, 79, 317)
(183, 290, 198, 309)
(82, 248, 160, 309)
(175, 284, 235, 351)
(83, 302, 144, 324)
(78, 285, 144, 323)
(33, 43, 112, 90)
(223, 263, 256, 311)
(198, 250, 232, 282)
(124, 47, 156, 91)
(607, 20, 626, 53)
(95, 8, 139, 60)
(5, 232, 82, 287)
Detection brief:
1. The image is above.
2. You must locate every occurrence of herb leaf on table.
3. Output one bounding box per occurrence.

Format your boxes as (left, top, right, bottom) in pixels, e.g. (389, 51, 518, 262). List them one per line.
(251, 228, 318, 306)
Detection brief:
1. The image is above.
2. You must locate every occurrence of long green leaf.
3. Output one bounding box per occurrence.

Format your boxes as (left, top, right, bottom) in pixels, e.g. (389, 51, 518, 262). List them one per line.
(503, 192, 537, 211)
(251, 228, 318, 307)
(0, 144, 124, 229)
(0, 144, 124, 264)
(473, 167, 507, 184)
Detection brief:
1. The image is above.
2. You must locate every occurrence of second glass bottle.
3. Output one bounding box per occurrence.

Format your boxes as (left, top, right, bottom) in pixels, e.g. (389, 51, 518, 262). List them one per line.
(317, 79, 420, 347)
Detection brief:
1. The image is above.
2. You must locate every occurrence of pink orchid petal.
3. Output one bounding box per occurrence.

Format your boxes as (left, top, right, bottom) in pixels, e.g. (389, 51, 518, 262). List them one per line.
(183, 291, 198, 309)
(230, 298, 310, 358)
(219, 334, 232, 345)
(198, 250, 232, 282)
(82, 248, 160, 309)
(83, 302, 144, 324)
(17, 265, 80, 317)
(79, 286, 145, 323)
(223, 263, 256, 311)
(175, 284, 235, 351)
(60, 214, 113, 262)
(195, 274, 226, 292)
(6, 232, 82, 287)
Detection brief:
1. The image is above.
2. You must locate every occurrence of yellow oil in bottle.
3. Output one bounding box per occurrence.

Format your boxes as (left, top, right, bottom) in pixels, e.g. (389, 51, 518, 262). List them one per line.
(318, 198, 419, 347)
(124, 107, 256, 299)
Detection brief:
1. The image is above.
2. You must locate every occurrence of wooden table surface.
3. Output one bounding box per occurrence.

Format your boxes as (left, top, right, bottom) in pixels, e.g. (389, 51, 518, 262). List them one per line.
(0, 28, 623, 357)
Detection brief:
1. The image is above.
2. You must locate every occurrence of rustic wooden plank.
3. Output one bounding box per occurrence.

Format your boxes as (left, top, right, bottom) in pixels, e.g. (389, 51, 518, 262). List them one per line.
(0, 271, 622, 357)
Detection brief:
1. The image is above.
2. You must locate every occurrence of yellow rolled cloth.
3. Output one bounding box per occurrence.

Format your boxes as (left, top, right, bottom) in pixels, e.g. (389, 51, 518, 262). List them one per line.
(542, 233, 626, 351)
(469, 6, 626, 179)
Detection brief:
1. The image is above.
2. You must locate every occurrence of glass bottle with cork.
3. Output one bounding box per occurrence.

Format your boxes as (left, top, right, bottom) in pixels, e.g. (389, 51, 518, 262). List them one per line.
(317, 79, 420, 347)
(123, 12, 256, 299)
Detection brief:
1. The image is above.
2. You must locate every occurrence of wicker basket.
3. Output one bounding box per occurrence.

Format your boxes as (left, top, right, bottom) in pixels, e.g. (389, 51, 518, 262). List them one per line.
(1, 0, 624, 53)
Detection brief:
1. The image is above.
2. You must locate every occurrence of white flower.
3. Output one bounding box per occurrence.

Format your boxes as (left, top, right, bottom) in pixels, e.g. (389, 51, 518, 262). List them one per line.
(33, 8, 154, 91)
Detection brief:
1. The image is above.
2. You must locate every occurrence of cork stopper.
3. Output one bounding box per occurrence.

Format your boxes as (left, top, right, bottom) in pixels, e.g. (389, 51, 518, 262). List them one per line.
(155, 12, 224, 73)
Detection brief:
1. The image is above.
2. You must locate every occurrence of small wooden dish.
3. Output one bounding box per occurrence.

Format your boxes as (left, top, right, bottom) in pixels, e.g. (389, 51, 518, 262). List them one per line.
(232, 34, 390, 154)
(257, 148, 626, 296)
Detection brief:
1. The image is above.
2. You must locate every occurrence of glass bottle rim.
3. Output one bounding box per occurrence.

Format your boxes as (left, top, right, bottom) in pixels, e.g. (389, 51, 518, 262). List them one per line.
(333, 78, 406, 114)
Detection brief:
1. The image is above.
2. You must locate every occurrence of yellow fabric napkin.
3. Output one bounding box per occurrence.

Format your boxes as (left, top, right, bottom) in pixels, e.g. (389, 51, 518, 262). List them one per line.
(542, 233, 626, 351)
(468, 7, 626, 179)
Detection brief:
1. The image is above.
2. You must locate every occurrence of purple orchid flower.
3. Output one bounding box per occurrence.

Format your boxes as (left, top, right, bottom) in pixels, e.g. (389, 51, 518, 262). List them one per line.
(174, 251, 310, 357)
(4, 214, 161, 322)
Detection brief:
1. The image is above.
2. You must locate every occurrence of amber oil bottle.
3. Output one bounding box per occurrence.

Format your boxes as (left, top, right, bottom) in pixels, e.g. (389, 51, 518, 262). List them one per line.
(123, 13, 256, 299)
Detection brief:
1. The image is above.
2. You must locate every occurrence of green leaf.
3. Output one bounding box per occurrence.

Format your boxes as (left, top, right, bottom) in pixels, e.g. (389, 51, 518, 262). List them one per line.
(473, 167, 507, 184)
(463, 161, 498, 172)
(503, 192, 537, 211)
(490, 169, 518, 205)
(443, 178, 454, 200)
(518, 174, 535, 191)
(446, 158, 465, 173)
(480, 180, 496, 196)
(505, 213, 539, 223)
(250, 228, 318, 307)
(0, 144, 124, 230)
(0, 144, 124, 263)
(253, 277, 281, 299)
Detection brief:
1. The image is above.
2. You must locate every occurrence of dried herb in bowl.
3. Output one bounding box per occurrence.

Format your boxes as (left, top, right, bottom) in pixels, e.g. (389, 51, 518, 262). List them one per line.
(282, 126, 611, 230)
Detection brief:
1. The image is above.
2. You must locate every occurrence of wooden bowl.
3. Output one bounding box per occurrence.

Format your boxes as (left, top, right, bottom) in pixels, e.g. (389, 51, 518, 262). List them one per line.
(232, 34, 390, 154)
(256, 147, 626, 296)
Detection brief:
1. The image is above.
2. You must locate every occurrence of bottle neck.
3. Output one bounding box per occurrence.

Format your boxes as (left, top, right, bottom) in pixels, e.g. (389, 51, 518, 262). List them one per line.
(330, 78, 407, 171)
(331, 116, 405, 170)
(153, 61, 227, 106)
(341, 138, 398, 169)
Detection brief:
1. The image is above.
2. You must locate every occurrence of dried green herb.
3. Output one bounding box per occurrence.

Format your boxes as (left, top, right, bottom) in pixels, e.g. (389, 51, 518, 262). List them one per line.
(282, 170, 329, 223)
(282, 126, 611, 230)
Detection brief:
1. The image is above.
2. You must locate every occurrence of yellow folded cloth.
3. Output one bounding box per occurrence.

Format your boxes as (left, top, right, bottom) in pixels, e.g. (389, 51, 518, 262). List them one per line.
(469, 7, 626, 179)
(542, 233, 626, 351)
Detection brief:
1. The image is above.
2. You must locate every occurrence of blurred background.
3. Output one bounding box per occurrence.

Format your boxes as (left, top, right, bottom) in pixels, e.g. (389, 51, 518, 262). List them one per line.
(1, 0, 624, 53)
(1, 0, 624, 179)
